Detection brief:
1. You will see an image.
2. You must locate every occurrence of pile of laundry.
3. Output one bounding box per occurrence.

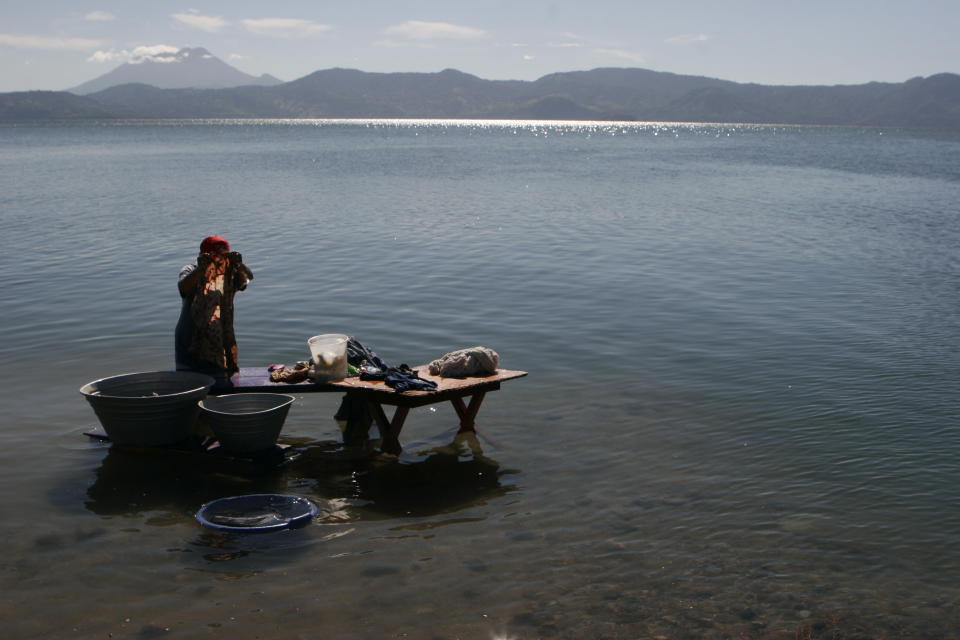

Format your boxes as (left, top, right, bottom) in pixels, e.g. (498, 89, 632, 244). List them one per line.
(426, 346, 499, 377)
(267, 361, 313, 384)
(269, 338, 504, 393)
(346, 339, 437, 392)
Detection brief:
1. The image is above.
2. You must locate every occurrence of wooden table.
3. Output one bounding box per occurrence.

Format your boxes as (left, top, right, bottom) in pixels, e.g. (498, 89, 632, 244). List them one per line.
(214, 366, 528, 455)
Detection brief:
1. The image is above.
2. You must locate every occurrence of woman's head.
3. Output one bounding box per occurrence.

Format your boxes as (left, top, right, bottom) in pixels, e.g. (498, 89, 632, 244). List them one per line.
(200, 235, 230, 254)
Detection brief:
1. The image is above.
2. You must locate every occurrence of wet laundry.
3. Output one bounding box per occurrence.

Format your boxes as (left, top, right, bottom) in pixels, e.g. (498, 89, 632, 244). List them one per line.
(187, 252, 253, 375)
(346, 338, 437, 392)
(346, 336, 388, 372)
(268, 361, 312, 383)
(427, 346, 499, 377)
(384, 364, 438, 392)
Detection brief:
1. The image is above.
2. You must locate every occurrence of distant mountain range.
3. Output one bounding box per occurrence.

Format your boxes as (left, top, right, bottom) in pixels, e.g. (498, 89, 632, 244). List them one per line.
(1, 47, 958, 128)
(69, 47, 282, 94)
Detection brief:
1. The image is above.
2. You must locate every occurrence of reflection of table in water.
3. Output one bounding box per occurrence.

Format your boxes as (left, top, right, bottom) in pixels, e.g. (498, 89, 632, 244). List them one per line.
(215, 367, 528, 455)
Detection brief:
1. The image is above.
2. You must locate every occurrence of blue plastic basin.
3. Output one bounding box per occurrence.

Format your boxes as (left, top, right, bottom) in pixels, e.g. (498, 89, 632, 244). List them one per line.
(196, 494, 318, 533)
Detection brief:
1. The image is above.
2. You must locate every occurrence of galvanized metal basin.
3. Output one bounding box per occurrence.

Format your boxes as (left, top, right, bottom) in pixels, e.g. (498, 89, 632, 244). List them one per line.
(198, 393, 294, 453)
(80, 371, 215, 446)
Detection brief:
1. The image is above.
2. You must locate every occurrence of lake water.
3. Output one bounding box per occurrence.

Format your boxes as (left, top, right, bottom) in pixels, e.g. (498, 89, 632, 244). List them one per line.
(1, 119, 959, 639)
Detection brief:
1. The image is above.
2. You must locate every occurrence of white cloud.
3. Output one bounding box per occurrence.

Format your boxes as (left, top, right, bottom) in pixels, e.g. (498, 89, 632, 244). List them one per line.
(171, 10, 226, 33)
(242, 18, 332, 38)
(549, 42, 582, 48)
(0, 34, 104, 51)
(666, 33, 709, 45)
(87, 44, 180, 64)
(523, 55, 535, 61)
(86, 50, 117, 63)
(384, 20, 487, 41)
(85, 11, 115, 22)
(594, 48, 646, 64)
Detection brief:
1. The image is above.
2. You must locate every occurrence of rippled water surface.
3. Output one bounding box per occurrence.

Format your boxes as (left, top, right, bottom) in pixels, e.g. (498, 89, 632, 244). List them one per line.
(1, 119, 959, 639)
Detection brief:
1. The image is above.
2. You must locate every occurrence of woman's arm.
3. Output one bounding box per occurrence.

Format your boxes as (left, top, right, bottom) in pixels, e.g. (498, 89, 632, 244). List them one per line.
(229, 252, 254, 291)
(178, 254, 210, 297)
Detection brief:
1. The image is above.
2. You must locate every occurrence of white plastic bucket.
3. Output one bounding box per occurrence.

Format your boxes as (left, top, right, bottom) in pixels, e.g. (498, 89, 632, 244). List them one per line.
(307, 334, 348, 382)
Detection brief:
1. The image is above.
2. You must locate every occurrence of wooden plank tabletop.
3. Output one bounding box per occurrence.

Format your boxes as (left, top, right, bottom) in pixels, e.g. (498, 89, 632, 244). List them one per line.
(212, 367, 336, 394)
(214, 366, 527, 405)
(328, 367, 528, 408)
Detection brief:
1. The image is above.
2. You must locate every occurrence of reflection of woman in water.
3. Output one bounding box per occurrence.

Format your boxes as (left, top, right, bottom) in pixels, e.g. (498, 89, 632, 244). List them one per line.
(175, 235, 253, 378)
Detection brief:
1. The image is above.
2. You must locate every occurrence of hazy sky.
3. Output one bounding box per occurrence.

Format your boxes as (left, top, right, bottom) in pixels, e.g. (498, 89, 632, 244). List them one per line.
(1, 1, 958, 92)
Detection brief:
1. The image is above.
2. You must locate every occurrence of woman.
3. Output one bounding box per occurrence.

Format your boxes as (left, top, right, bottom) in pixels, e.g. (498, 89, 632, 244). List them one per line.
(175, 235, 253, 378)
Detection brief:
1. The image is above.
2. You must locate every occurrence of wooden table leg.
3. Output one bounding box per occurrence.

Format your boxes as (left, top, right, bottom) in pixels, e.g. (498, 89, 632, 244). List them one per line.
(451, 392, 486, 433)
(367, 400, 409, 455)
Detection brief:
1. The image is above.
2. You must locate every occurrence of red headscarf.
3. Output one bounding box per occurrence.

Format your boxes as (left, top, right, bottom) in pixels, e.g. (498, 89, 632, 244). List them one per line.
(200, 235, 230, 254)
